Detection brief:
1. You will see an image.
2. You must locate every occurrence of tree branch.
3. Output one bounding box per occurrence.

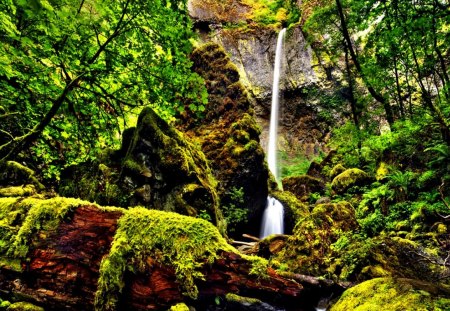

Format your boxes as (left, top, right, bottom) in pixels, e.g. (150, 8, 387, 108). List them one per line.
(335, 0, 394, 127)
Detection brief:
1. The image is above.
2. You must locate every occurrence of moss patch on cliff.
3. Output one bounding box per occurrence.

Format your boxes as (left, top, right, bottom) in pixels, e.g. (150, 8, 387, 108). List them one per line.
(187, 42, 269, 237)
(330, 277, 450, 311)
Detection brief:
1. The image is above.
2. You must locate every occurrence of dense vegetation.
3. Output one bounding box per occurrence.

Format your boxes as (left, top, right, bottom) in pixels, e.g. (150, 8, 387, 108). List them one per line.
(0, 0, 207, 180)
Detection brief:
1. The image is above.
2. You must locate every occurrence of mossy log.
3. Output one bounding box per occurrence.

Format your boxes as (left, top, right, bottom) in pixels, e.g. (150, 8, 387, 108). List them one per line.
(0, 197, 315, 310)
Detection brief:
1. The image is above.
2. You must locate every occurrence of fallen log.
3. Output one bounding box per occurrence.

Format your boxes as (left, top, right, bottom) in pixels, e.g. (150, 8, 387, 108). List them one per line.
(0, 197, 341, 310)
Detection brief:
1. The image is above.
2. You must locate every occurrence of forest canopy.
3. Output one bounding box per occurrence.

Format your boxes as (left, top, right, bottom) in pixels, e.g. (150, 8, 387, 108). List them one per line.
(0, 0, 206, 179)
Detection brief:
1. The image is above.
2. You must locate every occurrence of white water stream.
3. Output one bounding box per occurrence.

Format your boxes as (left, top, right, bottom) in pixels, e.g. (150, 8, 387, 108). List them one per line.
(260, 29, 286, 239)
(267, 28, 286, 183)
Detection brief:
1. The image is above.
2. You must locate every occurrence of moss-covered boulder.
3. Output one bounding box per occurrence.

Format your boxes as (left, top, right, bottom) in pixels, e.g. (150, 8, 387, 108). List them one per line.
(329, 164, 346, 179)
(123, 107, 224, 231)
(282, 175, 325, 201)
(331, 168, 371, 194)
(181, 43, 269, 236)
(276, 201, 358, 276)
(60, 107, 225, 233)
(330, 277, 450, 311)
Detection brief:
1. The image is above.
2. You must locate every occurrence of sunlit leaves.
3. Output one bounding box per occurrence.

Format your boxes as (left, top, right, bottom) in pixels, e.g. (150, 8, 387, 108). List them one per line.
(0, 0, 207, 180)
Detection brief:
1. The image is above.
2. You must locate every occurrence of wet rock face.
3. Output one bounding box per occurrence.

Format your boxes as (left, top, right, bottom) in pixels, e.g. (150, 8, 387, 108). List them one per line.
(188, 0, 344, 158)
(211, 26, 317, 108)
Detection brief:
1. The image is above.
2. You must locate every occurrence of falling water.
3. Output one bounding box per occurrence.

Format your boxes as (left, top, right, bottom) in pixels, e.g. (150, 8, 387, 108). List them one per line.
(260, 197, 284, 238)
(267, 28, 286, 183)
(260, 29, 286, 239)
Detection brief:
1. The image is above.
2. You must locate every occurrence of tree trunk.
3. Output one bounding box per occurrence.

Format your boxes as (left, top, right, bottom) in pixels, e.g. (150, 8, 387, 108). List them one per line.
(0, 200, 342, 310)
(335, 0, 395, 128)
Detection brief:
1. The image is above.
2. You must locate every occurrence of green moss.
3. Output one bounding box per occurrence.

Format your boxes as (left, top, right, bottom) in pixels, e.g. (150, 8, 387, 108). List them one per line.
(329, 164, 346, 179)
(0, 185, 36, 198)
(94, 208, 236, 310)
(6, 302, 44, 311)
(225, 293, 261, 305)
(122, 158, 144, 174)
(0, 197, 92, 271)
(276, 201, 357, 277)
(0, 162, 44, 191)
(376, 162, 389, 180)
(168, 303, 190, 311)
(0, 298, 11, 310)
(330, 278, 450, 311)
(331, 168, 371, 194)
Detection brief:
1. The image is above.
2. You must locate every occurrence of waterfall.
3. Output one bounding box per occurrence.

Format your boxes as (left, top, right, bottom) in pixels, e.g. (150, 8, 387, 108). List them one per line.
(260, 197, 284, 238)
(260, 29, 286, 239)
(267, 28, 286, 184)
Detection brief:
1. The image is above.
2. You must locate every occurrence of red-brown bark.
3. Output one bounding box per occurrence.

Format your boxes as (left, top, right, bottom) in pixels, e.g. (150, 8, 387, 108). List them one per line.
(0, 203, 338, 310)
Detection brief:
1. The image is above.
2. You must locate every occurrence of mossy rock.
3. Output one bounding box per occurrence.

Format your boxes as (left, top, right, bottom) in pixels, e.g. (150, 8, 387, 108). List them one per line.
(183, 43, 269, 237)
(282, 175, 325, 201)
(124, 107, 224, 233)
(331, 168, 371, 194)
(360, 236, 449, 283)
(330, 277, 450, 311)
(225, 293, 279, 311)
(6, 302, 44, 311)
(168, 303, 190, 311)
(329, 164, 346, 179)
(271, 190, 309, 234)
(276, 201, 357, 276)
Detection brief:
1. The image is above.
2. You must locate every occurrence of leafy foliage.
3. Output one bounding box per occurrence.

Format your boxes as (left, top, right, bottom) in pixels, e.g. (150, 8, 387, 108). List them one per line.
(0, 0, 207, 181)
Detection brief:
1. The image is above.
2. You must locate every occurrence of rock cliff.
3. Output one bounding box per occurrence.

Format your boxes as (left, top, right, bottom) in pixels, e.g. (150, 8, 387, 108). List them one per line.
(188, 0, 346, 162)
